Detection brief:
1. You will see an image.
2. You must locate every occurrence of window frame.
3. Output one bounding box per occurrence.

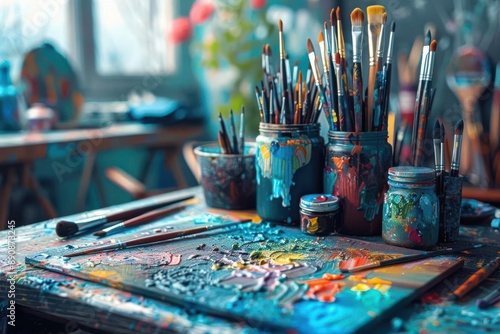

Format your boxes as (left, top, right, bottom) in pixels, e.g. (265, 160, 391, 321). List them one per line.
(71, 0, 198, 103)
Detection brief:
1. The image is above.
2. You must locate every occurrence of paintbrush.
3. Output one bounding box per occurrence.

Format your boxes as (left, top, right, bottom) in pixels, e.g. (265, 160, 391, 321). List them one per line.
(318, 30, 334, 126)
(218, 112, 232, 154)
(336, 6, 351, 126)
(255, 86, 264, 123)
(93, 198, 196, 237)
(329, 9, 338, 57)
(433, 119, 444, 196)
(278, 19, 289, 122)
(63, 220, 250, 257)
(449, 257, 500, 301)
(324, 22, 338, 127)
(411, 30, 431, 164)
(377, 12, 387, 72)
(382, 21, 396, 128)
(229, 109, 239, 154)
(307, 38, 332, 129)
(366, 5, 385, 132)
(413, 39, 437, 166)
(335, 52, 348, 131)
(351, 8, 364, 133)
(451, 119, 464, 177)
(260, 80, 269, 123)
(340, 244, 484, 273)
(55, 194, 195, 237)
(239, 106, 245, 154)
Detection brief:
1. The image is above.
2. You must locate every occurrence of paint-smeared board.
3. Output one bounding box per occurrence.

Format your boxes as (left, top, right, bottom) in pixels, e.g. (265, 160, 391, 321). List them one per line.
(26, 214, 463, 334)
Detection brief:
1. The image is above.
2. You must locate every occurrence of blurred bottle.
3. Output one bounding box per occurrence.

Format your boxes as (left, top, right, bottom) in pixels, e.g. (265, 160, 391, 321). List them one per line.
(0, 60, 21, 131)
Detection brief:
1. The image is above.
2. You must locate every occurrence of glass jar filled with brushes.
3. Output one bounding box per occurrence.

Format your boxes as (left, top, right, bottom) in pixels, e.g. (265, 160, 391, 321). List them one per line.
(255, 123, 324, 225)
(382, 166, 439, 249)
(324, 130, 392, 236)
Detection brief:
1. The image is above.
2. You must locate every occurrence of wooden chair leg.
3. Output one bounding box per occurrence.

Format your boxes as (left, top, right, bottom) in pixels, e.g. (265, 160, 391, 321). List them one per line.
(0, 167, 16, 230)
(164, 146, 188, 189)
(24, 166, 58, 219)
(76, 152, 96, 213)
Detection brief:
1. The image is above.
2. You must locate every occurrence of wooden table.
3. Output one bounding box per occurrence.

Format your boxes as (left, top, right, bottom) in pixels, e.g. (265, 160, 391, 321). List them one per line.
(0, 123, 204, 228)
(0, 187, 499, 334)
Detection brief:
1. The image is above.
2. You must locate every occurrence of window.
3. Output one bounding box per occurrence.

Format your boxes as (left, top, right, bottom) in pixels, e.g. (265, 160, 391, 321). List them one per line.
(0, 1, 198, 103)
(75, 0, 197, 102)
(0, 0, 72, 82)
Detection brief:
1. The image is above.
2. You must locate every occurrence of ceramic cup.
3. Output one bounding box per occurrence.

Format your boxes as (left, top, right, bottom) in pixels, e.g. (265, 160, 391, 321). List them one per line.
(194, 142, 256, 210)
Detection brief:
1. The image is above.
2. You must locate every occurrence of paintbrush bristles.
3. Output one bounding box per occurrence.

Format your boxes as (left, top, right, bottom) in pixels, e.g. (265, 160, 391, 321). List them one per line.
(366, 5, 384, 65)
(430, 39, 437, 52)
(336, 7, 345, 59)
(456, 119, 464, 135)
(55, 221, 79, 237)
(278, 19, 285, 58)
(351, 8, 364, 63)
(306, 38, 321, 86)
(318, 31, 328, 72)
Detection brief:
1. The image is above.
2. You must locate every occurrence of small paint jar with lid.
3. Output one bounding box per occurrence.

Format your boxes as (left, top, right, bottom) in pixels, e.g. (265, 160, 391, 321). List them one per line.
(300, 194, 339, 235)
(382, 166, 439, 249)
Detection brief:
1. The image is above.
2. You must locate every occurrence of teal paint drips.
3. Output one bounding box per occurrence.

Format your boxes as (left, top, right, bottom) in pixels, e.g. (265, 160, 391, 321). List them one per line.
(256, 123, 324, 224)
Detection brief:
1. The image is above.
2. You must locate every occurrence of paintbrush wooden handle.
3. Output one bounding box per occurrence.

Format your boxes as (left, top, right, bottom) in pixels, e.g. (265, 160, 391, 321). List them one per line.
(127, 225, 210, 247)
(106, 194, 194, 222)
(122, 201, 191, 227)
(366, 65, 377, 131)
(352, 62, 363, 132)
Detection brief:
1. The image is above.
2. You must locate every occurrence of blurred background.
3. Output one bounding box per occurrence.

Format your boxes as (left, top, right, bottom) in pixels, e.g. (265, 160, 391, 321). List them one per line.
(0, 0, 498, 227)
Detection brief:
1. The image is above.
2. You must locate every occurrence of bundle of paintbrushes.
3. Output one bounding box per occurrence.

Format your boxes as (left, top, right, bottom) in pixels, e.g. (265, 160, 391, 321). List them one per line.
(411, 31, 438, 166)
(254, 6, 396, 133)
(217, 106, 245, 154)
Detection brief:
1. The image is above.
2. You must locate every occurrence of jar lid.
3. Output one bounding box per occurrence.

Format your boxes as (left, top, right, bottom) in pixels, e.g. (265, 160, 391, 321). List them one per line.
(388, 166, 435, 183)
(300, 194, 339, 212)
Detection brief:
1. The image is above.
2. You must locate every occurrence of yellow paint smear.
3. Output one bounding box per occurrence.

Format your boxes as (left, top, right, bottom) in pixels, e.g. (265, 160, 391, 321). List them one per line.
(89, 270, 119, 280)
(351, 283, 371, 292)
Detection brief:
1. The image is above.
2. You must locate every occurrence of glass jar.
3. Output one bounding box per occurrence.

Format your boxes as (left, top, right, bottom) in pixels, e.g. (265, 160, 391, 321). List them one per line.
(255, 123, 324, 224)
(324, 131, 392, 235)
(300, 194, 339, 235)
(382, 166, 439, 249)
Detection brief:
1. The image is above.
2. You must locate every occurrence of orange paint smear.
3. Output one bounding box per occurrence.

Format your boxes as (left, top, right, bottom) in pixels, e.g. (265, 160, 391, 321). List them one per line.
(302, 273, 345, 302)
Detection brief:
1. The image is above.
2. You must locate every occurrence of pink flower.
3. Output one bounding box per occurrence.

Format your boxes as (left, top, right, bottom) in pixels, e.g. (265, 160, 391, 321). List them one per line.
(251, 0, 266, 9)
(189, 0, 215, 25)
(170, 17, 192, 44)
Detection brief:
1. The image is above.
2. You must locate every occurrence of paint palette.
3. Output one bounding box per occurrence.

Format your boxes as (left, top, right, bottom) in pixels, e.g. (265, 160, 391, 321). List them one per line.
(26, 212, 463, 334)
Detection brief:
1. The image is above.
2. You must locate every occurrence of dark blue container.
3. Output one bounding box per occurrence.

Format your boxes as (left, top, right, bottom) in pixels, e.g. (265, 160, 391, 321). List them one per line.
(382, 166, 439, 249)
(255, 123, 324, 224)
(324, 131, 392, 235)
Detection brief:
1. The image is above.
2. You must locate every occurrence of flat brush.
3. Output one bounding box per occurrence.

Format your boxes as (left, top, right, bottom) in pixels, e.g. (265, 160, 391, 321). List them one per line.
(366, 5, 385, 131)
(451, 119, 464, 177)
(377, 12, 387, 72)
(318, 30, 335, 126)
(93, 198, 196, 237)
(351, 8, 364, 132)
(55, 194, 195, 237)
(64, 220, 250, 257)
(340, 244, 484, 273)
(433, 119, 444, 196)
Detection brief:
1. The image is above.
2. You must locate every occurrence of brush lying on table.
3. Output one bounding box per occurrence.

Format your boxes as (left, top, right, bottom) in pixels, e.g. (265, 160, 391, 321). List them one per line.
(93, 198, 197, 237)
(339, 244, 483, 273)
(55, 194, 195, 237)
(63, 219, 251, 257)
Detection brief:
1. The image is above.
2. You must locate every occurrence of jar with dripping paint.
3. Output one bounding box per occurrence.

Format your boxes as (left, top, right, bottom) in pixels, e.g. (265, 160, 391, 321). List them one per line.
(300, 194, 339, 235)
(382, 166, 439, 249)
(255, 123, 324, 224)
(324, 131, 392, 235)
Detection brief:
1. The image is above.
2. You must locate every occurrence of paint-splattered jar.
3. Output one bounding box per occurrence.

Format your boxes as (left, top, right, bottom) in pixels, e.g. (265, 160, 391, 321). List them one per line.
(299, 194, 339, 235)
(382, 166, 439, 249)
(324, 131, 392, 235)
(256, 123, 324, 224)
